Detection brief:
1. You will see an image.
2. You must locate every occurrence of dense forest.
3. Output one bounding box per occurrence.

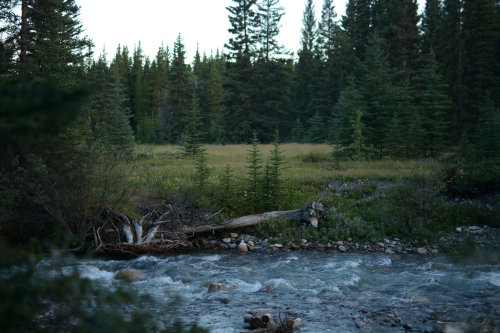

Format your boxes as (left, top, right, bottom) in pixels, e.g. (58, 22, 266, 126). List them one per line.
(2, 0, 500, 155)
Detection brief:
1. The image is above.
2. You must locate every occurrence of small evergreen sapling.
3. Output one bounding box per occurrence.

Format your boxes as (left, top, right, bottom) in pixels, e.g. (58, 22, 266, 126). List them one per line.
(245, 132, 263, 213)
(268, 129, 287, 207)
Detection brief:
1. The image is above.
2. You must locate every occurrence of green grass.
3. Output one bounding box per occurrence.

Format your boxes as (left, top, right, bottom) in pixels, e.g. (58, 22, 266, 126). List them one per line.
(123, 144, 498, 244)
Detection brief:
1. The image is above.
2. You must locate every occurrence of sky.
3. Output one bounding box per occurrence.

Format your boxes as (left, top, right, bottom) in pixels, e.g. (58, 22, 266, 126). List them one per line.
(76, 0, 424, 62)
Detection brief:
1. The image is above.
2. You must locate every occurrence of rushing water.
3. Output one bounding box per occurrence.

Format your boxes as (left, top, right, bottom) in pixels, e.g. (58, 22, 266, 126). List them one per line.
(37, 251, 500, 332)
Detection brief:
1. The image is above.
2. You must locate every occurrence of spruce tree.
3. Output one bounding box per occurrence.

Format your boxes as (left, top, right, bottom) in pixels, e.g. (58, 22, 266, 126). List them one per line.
(268, 129, 286, 207)
(462, 0, 498, 132)
(245, 132, 262, 212)
(421, 0, 442, 54)
(293, 0, 318, 123)
(194, 146, 209, 193)
(256, 0, 285, 61)
(359, 34, 394, 155)
(307, 110, 325, 143)
(290, 117, 305, 143)
(168, 34, 192, 142)
(181, 92, 204, 157)
(224, 0, 259, 142)
(440, 0, 464, 139)
(330, 76, 366, 148)
(413, 50, 450, 156)
(342, 0, 371, 61)
(22, 0, 92, 87)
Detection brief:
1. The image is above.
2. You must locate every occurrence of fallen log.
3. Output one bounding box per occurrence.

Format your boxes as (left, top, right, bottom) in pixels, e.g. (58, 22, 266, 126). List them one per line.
(184, 201, 324, 234)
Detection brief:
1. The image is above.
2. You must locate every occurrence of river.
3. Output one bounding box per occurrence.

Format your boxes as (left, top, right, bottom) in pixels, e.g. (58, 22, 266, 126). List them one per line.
(37, 251, 500, 332)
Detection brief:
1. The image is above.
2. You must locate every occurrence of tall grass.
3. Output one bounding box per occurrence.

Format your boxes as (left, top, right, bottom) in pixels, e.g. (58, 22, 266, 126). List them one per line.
(126, 144, 439, 216)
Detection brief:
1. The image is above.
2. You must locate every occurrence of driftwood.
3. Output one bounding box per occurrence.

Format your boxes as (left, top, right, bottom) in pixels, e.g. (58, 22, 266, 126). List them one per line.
(94, 201, 323, 256)
(184, 201, 324, 234)
(243, 311, 301, 332)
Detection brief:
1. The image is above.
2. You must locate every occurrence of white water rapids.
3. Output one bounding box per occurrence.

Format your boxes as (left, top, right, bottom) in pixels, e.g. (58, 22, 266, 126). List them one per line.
(37, 251, 500, 332)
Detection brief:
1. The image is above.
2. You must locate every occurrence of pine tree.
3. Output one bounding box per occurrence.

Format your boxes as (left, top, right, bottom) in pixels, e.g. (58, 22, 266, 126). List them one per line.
(290, 117, 305, 143)
(307, 110, 325, 143)
(413, 50, 450, 156)
(342, 0, 371, 61)
(293, 0, 318, 123)
(168, 34, 192, 142)
(350, 108, 366, 163)
(245, 132, 262, 212)
(22, 0, 92, 87)
(359, 34, 394, 155)
(224, 0, 259, 142)
(181, 92, 204, 157)
(256, 0, 285, 61)
(194, 146, 209, 193)
(102, 68, 135, 154)
(330, 76, 366, 148)
(421, 0, 442, 54)
(462, 0, 498, 133)
(315, 0, 340, 116)
(268, 129, 286, 207)
(440, 0, 464, 139)
(206, 51, 225, 143)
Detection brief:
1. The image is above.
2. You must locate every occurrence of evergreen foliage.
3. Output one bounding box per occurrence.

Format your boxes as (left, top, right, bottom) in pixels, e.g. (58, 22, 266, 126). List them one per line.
(245, 132, 263, 212)
(194, 146, 209, 193)
(268, 129, 286, 207)
(181, 93, 205, 157)
(307, 110, 325, 143)
(290, 117, 305, 143)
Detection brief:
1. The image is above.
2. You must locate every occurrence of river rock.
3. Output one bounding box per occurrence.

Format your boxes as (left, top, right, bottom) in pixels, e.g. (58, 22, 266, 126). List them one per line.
(114, 269, 146, 282)
(355, 319, 367, 329)
(385, 248, 395, 255)
(208, 283, 237, 292)
(417, 247, 427, 255)
(222, 237, 232, 244)
(230, 232, 239, 238)
(238, 240, 249, 253)
(338, 245, 347, 252)
(403, 323, 413, 330)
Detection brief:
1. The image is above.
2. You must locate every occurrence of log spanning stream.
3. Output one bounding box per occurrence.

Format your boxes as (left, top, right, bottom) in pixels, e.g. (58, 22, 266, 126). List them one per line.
(38, 251, 500, 332)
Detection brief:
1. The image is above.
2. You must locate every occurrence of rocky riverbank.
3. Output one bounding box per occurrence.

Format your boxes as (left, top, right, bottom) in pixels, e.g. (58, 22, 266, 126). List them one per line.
(192, 225, 500, 256)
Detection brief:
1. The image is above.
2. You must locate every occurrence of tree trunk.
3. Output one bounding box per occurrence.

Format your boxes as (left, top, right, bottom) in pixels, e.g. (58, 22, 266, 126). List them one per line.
(183, 201, 323, 234)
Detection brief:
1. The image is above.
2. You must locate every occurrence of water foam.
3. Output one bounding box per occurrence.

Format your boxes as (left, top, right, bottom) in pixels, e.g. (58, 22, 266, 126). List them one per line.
(489, 273, 500, 287)
(226, 278, 262, 292)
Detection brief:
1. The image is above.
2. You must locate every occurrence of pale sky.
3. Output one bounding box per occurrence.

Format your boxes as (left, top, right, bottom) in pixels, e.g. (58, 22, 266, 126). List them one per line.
(76, 0, 424, 62)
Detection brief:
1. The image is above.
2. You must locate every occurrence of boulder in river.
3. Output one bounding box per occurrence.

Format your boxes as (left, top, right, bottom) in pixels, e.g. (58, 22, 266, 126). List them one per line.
(238, 240, 249, 253)
(114, 269, 146, 282)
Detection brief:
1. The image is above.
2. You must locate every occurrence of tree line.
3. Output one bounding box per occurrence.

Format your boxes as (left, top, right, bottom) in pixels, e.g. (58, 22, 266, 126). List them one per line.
(1, 0, 499, 157)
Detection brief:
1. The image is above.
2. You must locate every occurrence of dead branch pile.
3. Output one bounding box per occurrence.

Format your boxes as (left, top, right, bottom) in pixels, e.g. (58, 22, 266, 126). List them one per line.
(243, 311, 301, 332)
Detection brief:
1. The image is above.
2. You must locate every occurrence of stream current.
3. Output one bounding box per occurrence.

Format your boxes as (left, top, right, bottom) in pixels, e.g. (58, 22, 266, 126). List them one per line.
(37, 251, 500, 332)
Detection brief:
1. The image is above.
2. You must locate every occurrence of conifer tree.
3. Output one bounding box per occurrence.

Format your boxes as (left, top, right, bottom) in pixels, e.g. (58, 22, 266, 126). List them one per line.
(257, 0, 285, 61)
(22, 0, 92, 87)
(421, 0, 442, 54)
(350, 108, 366, 163)
(293, 0, 318, 122)
(290, 117, 305, 143)
(330, 76, 366, 148)
(307, 110, 325, 143)
(168, 34, 192, 142)
(224, 0, 259, 142)
(268, 129, 286, 207)
(342, 0, 371, 61)
(413, 50, 450, 156)
(359, 34, 394, 155)
(194, 146, 209, 193)
(181, 92, 204, 157)
(462, 0, 498, 132)
(245, 132, 262, 212)
(439, 0, 464, 139)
